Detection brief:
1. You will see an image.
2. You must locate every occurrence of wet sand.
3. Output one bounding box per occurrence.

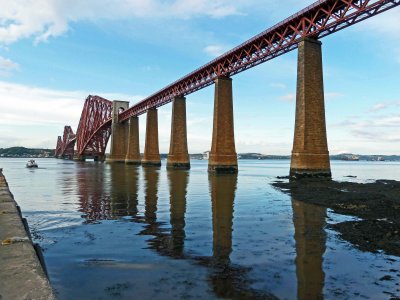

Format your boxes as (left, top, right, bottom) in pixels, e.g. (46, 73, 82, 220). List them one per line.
(272, 178, 400, 256)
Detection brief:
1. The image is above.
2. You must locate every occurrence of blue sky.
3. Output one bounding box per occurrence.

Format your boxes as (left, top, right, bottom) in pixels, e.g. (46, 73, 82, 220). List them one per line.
(0, 0, 399, 154)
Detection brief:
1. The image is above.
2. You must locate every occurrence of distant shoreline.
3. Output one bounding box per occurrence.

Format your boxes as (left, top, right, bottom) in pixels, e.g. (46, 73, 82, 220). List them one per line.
(1, 147, 400, 161)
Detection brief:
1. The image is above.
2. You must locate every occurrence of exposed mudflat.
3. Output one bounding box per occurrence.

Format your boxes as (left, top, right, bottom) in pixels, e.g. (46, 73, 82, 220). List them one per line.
(272, 178, 400, 256)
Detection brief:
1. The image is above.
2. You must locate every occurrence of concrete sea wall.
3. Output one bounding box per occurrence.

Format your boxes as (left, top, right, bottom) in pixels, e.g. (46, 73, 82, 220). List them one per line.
(0, 168, 55, 299)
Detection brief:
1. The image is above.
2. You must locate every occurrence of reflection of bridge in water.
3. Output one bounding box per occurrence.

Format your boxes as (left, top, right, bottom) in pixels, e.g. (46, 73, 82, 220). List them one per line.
(76, 165, 326, 298)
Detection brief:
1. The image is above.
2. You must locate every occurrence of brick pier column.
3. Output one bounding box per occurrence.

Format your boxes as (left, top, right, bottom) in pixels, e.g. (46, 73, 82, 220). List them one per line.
(167, 96, 190, 169)
(290, 38, 331, 178)
(142, 108, 161, 166)
(125, 116, 141, 165)
(208, 76, 238, 174)
(107, 101, 129, 163)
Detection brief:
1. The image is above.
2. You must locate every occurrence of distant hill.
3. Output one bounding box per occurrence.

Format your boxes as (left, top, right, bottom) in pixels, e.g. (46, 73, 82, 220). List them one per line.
(234, 153, 400, 161)
(1, 147, 399, 161)
(0, 147, 54, 158)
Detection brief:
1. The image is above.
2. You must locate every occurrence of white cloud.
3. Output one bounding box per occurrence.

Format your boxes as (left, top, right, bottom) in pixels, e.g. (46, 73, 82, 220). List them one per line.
(325, 92, 343, 100)
(368, 101, 400, 113)
(169, 0, 242, 18)
(279, 93, 295, 102)
(0, 0, 245, 45)
(369, 103, 387, 113)
(278, 91, 342, 103)
(361, 9, 400, 39)
(269, 83, 287, 89)
(0, 80, 141, 148)
(204, 44, 230, 57)
(358, 9, 400, 64)
(333, 113, 400, 145)
(0, 56, 19, 76)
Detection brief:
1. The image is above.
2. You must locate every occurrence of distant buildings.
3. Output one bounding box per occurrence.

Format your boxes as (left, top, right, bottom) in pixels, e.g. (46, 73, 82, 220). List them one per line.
(202, 151, 210, 160)
(340, 154, 360, 161)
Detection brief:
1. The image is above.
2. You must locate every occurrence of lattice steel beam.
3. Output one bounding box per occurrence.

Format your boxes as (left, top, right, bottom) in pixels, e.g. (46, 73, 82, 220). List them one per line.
(59, 126, 76, 157)
(119, 0, 399, 122)
(75, 95, 113, 156)
(55, 136, 62, 157)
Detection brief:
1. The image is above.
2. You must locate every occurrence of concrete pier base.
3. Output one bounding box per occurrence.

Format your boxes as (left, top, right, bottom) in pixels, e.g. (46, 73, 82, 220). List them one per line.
(142, 108, 161, 166)
(125, 116, 141, 165)
(107, 101, 129, 163)
(208, 76, 238, 174)
(167, 96, 190, 170)
(290, 38, 331, 179)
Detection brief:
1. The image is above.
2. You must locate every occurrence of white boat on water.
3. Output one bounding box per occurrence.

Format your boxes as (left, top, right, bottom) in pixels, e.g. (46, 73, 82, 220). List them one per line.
(26, 159, 38, 168)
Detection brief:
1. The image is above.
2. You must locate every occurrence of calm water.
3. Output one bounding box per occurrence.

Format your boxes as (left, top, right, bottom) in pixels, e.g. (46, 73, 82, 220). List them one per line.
(1, 158, 399, 299)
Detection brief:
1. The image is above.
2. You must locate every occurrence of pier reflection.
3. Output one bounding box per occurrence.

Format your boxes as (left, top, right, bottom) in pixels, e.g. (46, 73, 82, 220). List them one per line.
(292, 199, 326, 300)
(110, 164, 140, 217)
(75, 164, 327, 299)
(209, 173, 236, 265)
(77, 164, 110, 221)
(208, 174, 277, 299)
(76, 164, 140, 221)
(139, 166, 162, 238)
(167, 169, 188, 257)
(139, 167, 188, 257)
(143, 166, 159, 224)
(208, 173, 237, 297)
(138, 170, 276, 298)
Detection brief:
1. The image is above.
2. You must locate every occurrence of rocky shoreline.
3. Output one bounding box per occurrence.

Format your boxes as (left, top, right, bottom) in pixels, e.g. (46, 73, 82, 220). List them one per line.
(272, 178, 400, 257)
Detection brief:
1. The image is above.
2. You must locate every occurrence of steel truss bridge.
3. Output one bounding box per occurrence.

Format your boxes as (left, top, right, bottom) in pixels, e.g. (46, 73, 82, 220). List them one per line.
(55, 0, 399, 159)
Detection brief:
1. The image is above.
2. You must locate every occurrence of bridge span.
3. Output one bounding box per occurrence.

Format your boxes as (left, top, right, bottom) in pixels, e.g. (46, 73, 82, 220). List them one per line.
(55, 0, 400, 178)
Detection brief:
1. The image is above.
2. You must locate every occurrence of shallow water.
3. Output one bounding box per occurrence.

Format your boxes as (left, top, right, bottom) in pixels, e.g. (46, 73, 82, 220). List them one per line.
(1, 158, 399, 299)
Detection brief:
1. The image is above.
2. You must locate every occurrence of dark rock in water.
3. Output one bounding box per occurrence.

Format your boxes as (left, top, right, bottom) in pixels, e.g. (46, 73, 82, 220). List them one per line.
(272, 178, 400, 224)
(379, 275, 394, 281)
(272, 178, 400, 256)
(329, 220, 400, 256)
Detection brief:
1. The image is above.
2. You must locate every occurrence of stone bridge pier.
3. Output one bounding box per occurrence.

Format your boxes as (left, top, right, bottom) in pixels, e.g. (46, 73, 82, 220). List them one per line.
(142, 108, 161, 166)
(125, 116, 141, 165)
(290, 38, 331, 179)
(208, 76, 238, 174)
(107, 100, 129, 163)
(167, 96, 190, 169)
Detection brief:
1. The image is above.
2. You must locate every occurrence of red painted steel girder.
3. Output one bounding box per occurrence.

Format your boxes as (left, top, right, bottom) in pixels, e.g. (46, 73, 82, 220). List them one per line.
(60, 126, 76, 157)
(75, 95, 113, 156)
(55, 136, 62, 157)
(119, 0, 399, 122)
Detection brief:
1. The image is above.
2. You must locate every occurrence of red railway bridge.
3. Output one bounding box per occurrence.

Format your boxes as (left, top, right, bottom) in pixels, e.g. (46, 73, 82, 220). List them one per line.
(55, 0, 399, 177)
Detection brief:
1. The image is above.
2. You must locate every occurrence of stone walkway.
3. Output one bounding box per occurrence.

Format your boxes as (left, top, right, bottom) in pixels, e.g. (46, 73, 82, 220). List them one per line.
(0, 168, 55, 299)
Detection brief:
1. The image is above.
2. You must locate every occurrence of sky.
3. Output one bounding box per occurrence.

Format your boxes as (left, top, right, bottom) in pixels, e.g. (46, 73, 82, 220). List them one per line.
(0, 0, 399, 155)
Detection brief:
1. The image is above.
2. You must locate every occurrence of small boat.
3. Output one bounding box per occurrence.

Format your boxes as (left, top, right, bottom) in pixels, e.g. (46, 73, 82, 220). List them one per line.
(26, 159, 38, 168)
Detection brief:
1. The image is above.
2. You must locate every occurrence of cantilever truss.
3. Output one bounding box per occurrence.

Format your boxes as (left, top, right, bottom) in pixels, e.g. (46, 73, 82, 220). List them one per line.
(75, 95, 113, 156)
(58, 126, 76, 158)
(55, 136, 62, 157)
(55, 129, 74, 157)
(119, 0, 399, 122)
